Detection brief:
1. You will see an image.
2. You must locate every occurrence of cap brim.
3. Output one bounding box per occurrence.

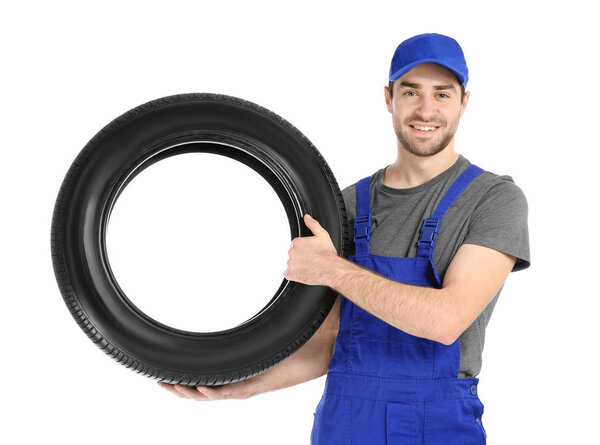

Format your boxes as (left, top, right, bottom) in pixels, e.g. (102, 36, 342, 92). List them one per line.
(389, 58, 467, 87)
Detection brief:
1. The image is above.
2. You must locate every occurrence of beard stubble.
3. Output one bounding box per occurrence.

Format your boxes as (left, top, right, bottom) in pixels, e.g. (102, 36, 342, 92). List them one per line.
(394, 111, 461, 157)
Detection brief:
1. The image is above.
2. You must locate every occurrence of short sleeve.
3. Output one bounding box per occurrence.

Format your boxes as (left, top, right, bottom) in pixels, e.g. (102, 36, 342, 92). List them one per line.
(463, 176, 531, 272)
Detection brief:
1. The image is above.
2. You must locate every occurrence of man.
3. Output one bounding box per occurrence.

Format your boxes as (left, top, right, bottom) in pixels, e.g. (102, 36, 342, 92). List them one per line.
(159, 33, 530, 444)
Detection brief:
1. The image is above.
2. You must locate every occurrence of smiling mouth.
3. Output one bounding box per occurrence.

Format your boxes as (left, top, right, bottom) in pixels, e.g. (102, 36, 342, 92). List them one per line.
(410, 124, 440, 135)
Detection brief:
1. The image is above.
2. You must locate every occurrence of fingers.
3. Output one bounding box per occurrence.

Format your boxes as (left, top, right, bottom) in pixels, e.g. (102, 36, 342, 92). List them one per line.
(304, 214, 327, 236)
(173, 384, 210, 401)
(195, 385, 222, 400)
(157, 381, 238, 402)
(157, 381, 189, 399)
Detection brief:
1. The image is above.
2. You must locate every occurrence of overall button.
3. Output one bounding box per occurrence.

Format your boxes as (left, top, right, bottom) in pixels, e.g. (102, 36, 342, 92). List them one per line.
(470, 384, 477, 395)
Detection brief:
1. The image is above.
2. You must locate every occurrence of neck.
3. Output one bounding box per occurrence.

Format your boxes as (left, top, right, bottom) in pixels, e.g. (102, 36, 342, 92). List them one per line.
(384, 145, 459, 189)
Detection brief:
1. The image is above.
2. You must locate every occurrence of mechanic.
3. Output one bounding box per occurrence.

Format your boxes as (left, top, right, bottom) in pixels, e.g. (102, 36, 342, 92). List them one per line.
(159, 33, 530, 444)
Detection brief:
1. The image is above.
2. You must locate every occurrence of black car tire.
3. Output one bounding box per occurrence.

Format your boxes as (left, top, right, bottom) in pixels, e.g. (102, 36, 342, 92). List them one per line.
(51, 93, 349, 386)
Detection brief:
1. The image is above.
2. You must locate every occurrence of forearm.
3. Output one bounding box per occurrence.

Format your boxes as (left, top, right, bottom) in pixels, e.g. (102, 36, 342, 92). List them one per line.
(323, 257, 456, 344)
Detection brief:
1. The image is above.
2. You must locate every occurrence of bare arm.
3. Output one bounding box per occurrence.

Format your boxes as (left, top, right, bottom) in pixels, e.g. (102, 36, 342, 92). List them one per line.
(322, 243, 516, 345)
(284, 215, 517, 346)
(158, 294, 340, 401)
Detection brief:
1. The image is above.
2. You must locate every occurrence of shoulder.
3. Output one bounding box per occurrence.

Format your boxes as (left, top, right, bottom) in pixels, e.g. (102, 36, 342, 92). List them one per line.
(471, 168, 529, 215)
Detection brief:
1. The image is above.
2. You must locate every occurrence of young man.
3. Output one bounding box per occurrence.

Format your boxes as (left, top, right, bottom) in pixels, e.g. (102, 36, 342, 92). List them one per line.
(159, 33, 530, 444)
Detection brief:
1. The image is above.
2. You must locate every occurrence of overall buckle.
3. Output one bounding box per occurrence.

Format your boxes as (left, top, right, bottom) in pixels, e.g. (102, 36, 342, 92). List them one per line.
(419, 217, 439, 244)
(353, 214, 371, 242)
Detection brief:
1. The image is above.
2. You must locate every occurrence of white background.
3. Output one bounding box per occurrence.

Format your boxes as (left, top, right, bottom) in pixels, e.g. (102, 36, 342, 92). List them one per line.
(2, 1, 598, 444)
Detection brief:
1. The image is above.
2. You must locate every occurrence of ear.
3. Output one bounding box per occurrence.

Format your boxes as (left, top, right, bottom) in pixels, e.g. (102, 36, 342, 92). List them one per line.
(384, 85, 393, 114)
(460, 90, 470, 117)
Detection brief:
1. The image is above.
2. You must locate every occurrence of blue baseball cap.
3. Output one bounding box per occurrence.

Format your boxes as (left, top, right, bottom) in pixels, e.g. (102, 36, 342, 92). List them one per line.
(389, 33, 469, 88)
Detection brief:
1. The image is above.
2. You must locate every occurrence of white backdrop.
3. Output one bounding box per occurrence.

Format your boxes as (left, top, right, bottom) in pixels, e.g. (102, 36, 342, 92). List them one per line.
(2, 1, 598, 444)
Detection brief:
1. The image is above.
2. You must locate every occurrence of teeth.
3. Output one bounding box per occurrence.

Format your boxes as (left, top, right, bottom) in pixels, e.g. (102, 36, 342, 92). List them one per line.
(413, 125, 437, 131)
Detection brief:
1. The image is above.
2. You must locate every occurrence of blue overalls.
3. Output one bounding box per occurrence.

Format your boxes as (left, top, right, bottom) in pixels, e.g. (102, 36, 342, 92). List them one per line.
(311, 164, 487, 444)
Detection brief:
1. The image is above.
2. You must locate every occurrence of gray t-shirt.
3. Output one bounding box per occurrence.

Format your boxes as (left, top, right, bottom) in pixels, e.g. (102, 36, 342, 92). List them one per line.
(340, 154, 530, 378)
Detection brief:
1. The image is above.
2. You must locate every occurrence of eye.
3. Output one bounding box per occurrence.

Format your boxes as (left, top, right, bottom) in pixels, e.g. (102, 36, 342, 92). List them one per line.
(437, 93, 449, 99)
(404, 91, 417, 97)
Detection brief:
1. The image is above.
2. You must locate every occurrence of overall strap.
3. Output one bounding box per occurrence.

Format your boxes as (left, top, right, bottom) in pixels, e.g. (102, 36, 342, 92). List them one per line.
(417, 164, 484, 259)
(353, 176, 372, 257)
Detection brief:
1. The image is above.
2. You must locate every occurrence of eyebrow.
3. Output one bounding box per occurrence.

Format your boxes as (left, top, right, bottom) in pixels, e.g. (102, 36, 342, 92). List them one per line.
(398, 81, 457, 92)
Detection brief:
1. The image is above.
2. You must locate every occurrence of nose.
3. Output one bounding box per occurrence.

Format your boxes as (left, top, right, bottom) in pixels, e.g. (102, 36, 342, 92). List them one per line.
(414, 95, 437, 120)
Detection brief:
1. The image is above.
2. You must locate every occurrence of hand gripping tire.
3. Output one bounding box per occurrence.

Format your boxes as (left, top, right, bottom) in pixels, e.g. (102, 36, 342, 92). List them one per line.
(51, 93, 349, 386)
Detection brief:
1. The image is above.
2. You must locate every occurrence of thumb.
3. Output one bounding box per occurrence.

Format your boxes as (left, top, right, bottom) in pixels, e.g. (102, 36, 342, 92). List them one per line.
(304, 214, 326, 236)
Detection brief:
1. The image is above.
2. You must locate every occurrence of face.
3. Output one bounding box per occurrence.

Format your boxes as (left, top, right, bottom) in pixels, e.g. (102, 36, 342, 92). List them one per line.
(385, 62, 469, 157)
